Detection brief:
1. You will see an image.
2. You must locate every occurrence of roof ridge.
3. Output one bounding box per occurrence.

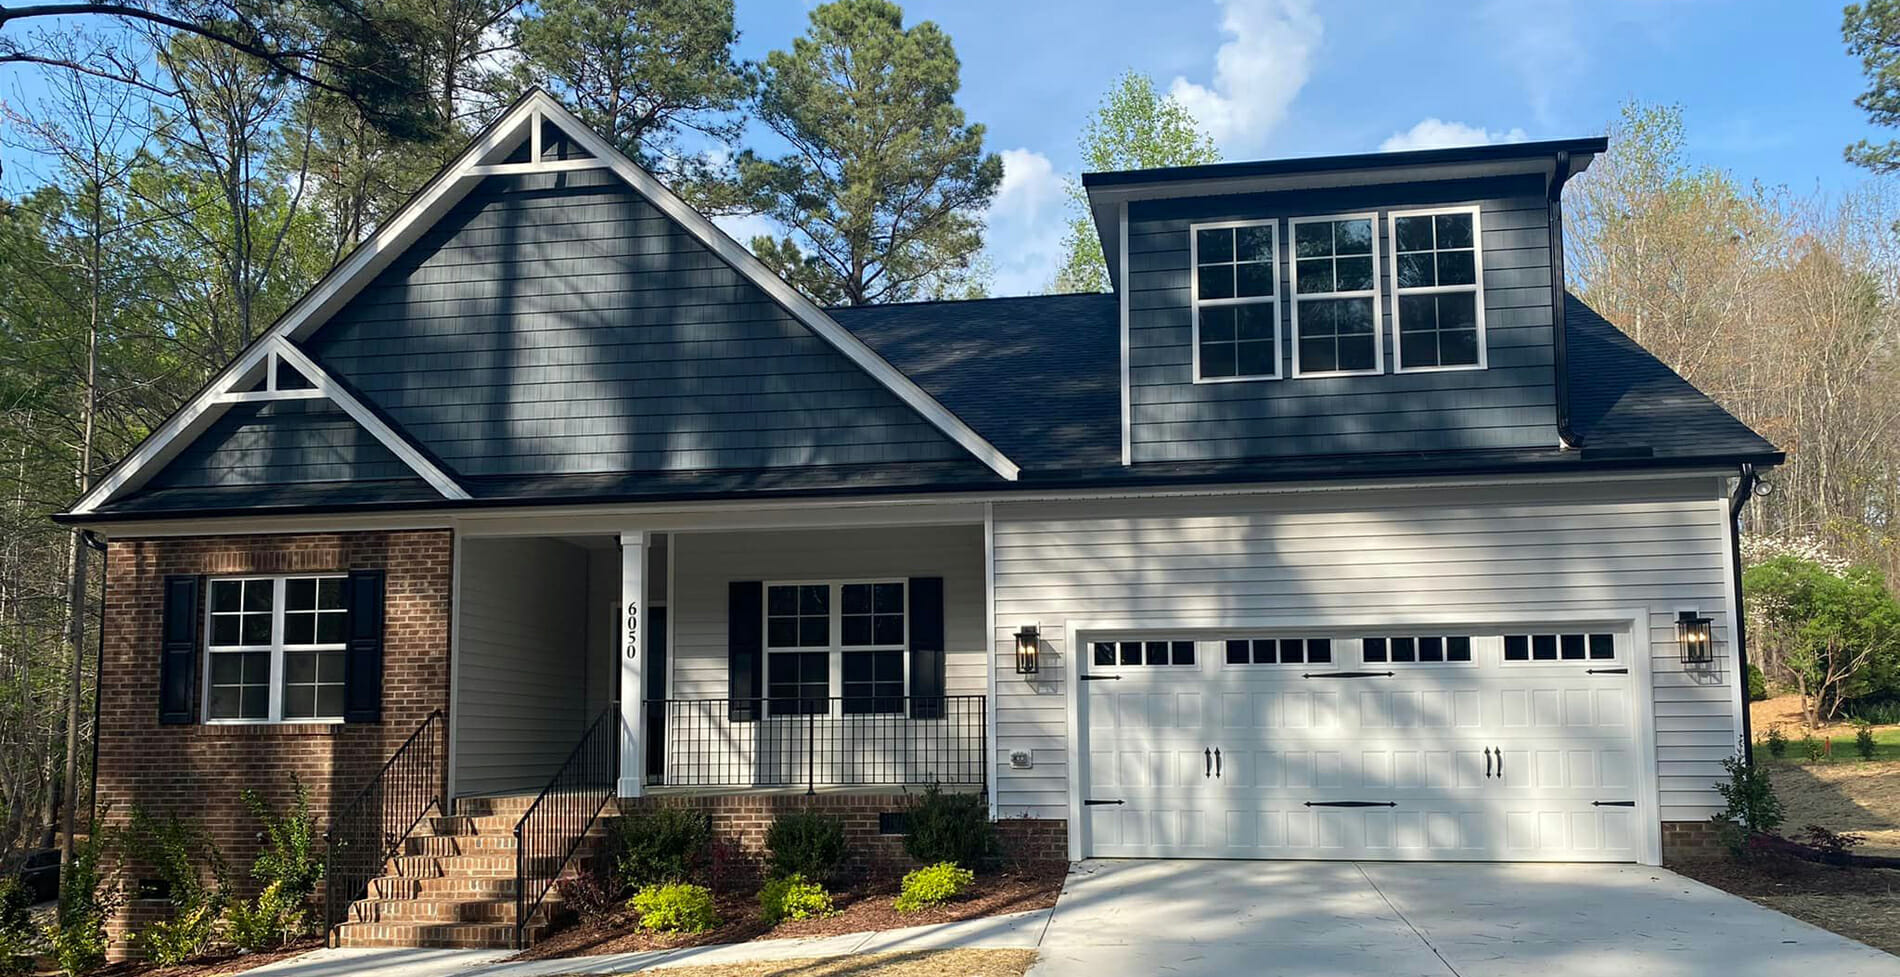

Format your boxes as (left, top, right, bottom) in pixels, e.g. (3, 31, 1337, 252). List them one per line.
(825, 291, 1112, 312)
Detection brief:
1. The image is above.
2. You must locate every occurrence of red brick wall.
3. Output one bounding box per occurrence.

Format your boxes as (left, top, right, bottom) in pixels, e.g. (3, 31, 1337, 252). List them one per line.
(994, 817, 1067, 866)
(1660, 820, 1726, 863)
(97, 530, 452, 958)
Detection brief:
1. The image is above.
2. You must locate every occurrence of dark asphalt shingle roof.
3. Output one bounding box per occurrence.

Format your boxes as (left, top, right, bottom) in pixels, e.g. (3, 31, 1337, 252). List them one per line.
(79, 290, 1778, 520)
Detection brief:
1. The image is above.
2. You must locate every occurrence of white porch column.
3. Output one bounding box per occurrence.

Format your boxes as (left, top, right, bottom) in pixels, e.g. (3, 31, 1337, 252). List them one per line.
(618, 530, 647, 798)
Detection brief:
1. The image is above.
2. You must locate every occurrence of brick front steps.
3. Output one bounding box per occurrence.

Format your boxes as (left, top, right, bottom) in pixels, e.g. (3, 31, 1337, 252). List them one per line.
(332, 793, 612, 950)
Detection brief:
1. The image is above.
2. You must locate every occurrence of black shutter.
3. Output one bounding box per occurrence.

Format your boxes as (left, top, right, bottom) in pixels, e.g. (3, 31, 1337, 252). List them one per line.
(908, 577, 945, 719)
(728, 581, 763, 722)
(158, 575, 201, 724)
(342, 569, 386, 723)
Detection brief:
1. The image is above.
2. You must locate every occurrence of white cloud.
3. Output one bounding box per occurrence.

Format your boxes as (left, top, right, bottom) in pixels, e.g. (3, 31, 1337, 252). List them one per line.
(1379, 119, 1529, 153)
(1167, 0, 1322, 154)
(982, 148, 1070, 297)
(712, 212, 781, 253)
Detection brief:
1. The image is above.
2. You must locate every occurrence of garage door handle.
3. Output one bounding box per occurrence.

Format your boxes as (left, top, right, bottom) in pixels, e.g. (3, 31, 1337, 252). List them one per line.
(1301, 670, 1394, 679)
(1305, 801, 1397, 808)
(1215, 748, 1222, 778)
(1205, 748, 1211, 778)
(1495, 747, 1502, 781)
(1484, 746, 1492, 778)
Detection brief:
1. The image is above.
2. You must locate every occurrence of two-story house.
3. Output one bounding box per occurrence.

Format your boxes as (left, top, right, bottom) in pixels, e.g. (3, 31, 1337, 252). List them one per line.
(57, 92, 1780, 952)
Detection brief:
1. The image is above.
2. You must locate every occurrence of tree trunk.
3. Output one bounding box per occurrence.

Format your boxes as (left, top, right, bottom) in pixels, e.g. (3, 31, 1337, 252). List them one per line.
(60, 183, 102, 865)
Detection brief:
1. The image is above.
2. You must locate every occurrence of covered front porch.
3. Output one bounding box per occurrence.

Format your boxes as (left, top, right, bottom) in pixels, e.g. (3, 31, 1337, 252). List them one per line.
(445, 518, 992, 806)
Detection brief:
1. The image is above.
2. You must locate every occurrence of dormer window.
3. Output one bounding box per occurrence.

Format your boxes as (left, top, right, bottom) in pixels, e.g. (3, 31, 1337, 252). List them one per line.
(1289, 214, 1382, 377)
(1391, 206, 1485, 371)
(1191, 220, 1280, 381)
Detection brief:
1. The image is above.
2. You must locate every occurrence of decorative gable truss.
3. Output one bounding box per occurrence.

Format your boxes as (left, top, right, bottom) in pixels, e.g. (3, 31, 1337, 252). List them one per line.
(69, 92, 1019, 515)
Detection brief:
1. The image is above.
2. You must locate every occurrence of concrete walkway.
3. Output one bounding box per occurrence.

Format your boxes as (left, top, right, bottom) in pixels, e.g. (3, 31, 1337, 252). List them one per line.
(244, 860, 1900, 976)
(237, 908, 1051, 976)
(1027, 860, 1900, 977)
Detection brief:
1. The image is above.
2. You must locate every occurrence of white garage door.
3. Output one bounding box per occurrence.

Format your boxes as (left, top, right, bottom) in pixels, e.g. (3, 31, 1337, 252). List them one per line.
(1080, 628, 1641, 861)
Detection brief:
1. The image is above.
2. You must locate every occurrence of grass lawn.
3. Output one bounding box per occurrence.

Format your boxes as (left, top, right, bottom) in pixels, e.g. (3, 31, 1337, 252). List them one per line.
(609, 949, 1037, 977)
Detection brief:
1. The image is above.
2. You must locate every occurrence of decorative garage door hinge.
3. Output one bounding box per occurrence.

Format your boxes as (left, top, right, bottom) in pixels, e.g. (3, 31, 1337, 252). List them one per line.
(1591, 800, 1636, 807)
(1078, 673, 1121, 681)
(1084, 799, 1125, 806)
(1302, 671, 1395, 679)
(1304, 800, 1397, 808)
(1585, 667, 1629, 675)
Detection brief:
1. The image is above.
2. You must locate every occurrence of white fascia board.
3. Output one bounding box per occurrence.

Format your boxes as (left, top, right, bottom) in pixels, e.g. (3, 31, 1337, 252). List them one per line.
(269, 340, 471, 500)
(521, 94, 1022, 483)
(69, 96, 546, 513)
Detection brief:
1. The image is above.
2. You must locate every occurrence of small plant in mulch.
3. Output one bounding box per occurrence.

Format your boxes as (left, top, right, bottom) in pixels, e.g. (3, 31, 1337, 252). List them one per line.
(904, 786, 999, 872)
(765, 811, 847, 885)
(1794, 824, 1867, 864)
(759, 874, 835, 924)
(225, 776, 325, 951)
(556, 861, 627, 924)
(1711, 742, 1785, 857)
(629, 883, 719, 934)
(1802, 734, 1826, 762)
(122, 807, 231, 966)
(44, 823, 120, 977)
(893, 863, 973, 913)
(1765, 724, 1789, 759)
(613, 809, 713, 889)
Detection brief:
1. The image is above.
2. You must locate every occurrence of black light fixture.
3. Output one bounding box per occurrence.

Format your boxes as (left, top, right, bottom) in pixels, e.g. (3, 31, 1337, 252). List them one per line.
(1677, 611, 1714, 665)
(1014, 624, 1041, 675)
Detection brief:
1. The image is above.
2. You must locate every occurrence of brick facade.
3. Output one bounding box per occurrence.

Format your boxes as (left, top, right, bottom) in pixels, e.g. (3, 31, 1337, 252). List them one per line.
(1660, 819, 1726, 863)
(97, 530, 452, 959)
(626, 792, 1070, 882)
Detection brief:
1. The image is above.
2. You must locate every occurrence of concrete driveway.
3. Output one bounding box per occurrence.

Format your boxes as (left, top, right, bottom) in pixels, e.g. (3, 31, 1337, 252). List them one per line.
(1027, 859, 1900, 977)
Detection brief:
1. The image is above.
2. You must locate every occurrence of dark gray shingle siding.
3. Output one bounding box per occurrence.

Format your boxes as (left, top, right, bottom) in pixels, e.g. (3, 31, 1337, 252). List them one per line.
(146, 399, 414, 488)
(1126, 175, 1560, 462)
(304, 169, 971, 478)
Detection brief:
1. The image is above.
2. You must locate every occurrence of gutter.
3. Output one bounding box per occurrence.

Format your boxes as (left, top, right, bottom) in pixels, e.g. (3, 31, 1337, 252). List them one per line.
(1728, 465, 1760, 764)
(1548, 149, 1581, 449)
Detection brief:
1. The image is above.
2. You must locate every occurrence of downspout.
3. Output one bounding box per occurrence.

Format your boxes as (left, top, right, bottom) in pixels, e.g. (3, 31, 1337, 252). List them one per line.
(1728, 465, 1759, 764)
(1547, 150, 1582, 448)
(81, 531, 107, 828)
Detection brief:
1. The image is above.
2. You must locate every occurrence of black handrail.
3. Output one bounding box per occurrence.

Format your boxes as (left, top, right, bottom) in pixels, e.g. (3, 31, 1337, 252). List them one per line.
(647, 695, 987, 791)
(514, 705, 618, 948)
(323, 709, 443, 933)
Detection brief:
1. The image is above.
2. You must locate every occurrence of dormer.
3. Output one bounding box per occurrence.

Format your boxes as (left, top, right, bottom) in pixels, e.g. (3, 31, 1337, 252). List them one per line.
(1083, 138, 1605, 466)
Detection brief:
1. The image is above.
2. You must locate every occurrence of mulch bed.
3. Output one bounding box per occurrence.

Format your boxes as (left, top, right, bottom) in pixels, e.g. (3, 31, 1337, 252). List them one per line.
(1674, 855, 1900, 955)
(514, 864, 1065, 961)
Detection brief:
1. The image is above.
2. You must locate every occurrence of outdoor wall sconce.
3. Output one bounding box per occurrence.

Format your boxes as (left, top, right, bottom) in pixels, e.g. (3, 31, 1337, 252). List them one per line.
(1015, 624, 1041, 675)
(1677, 611, 1714, 665)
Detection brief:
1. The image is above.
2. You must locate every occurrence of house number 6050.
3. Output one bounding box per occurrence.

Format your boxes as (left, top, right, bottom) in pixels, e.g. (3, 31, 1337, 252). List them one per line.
(624, 603, 638, 659)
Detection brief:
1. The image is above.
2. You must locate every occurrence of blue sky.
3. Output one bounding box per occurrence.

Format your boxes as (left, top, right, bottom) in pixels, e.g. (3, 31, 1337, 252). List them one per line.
(718, 0, 1878, 295)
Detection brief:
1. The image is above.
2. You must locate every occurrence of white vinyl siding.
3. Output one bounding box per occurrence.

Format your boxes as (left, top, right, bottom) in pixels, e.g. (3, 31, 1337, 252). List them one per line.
(455, 537, 593, 796)
(989, 476, 1737, 824)
(668, 525, 986, 702)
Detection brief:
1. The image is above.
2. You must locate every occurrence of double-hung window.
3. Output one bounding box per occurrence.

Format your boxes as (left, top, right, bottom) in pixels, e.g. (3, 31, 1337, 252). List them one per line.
(1191, 221, 1280, 381)
(1391, 206, 1485, 370)
(204, 575, 346, 723)
(765, 581, 908, 716)
(1290, 214, 1382, 377)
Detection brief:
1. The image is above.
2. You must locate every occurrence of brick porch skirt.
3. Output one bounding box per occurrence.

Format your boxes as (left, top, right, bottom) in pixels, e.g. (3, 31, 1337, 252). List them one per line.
(622, 791, 1068, 878)
(1660, 820, 1726, 863)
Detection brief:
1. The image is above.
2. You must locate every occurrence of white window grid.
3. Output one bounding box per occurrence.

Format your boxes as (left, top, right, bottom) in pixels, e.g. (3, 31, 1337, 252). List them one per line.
(762, 579, 910, 712)
(1389, 204, 1488, 373)
(202, 574, 347, 724)
(1189, 219, 1282, 383)
(1289, 212, 1385, 378)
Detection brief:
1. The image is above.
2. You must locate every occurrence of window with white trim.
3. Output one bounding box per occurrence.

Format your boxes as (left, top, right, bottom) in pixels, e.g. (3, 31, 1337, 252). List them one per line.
(204, 576, 346, 722)
(1391, 207, 1485, 370)
(1191, 221, 1280, 381)
(765, 581, 907, 715)
(1290, 214, 1382, 376)
(1361, 635, 1471, 664)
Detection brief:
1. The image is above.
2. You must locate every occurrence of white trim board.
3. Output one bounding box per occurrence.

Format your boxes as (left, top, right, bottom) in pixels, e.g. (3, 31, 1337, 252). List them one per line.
(70, 91, 1019, 515)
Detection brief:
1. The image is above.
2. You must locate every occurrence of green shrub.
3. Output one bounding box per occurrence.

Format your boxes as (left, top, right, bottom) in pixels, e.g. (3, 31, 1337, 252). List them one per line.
(1746, 664, 1769, 702)
(893, 862, 973, 913)
(903, 786, 997, 871)
(1856, 721, 1879, 760)
(1711, 742, 1785, 857)
(0, 877, 36, 977)
(223, 881, 307, 953)
(1802, 734, 1825, 762)
(44, 826, 119, 976)
(1844, 696, 1900, 725)
(123, 807, 230, 965)
(764, 811, 846, 882)
(629, 883, 719, 933)
(1764, 724, 1788, 759)
(759, 874, 834, 924)
(612, 809, 712, 888)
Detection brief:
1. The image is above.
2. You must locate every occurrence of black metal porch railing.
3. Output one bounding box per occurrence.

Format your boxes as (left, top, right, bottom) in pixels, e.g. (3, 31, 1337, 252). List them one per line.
(323, 709, 443, 932)
(514, 704, 618, 948)
(647, 695, 986, 791)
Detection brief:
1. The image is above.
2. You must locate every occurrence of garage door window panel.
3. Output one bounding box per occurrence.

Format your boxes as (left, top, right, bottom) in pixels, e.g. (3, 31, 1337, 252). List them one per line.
(1361, 635, 1472, 664)
(1093, 640, 1197, 669)
(1225, 637, 1331, 665)
(1503, 632, 1617, 663)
